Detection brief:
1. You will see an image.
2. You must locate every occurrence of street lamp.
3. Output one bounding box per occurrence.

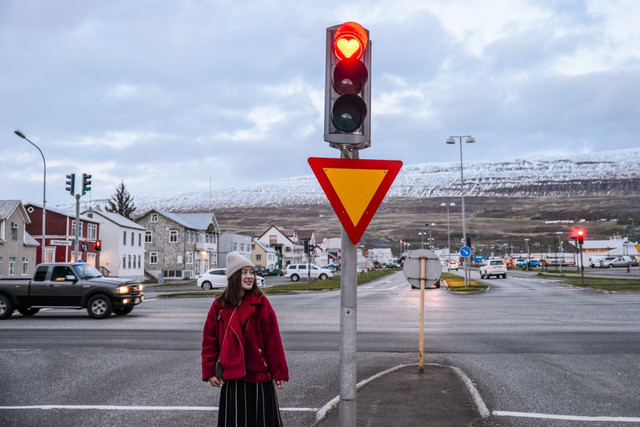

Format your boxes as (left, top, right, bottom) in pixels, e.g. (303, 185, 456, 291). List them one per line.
(440, 202, 455, 260)
(418, 232, 426, 248)
(426, 222, 436, 249)
(14, 130, 46, 263)
(447, 135, 475, 285)
(555, 232, 563, 273)
(524, 238, 530, 270)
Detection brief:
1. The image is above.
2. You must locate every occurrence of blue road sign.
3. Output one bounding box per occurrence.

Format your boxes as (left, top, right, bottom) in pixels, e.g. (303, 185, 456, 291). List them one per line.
(460, 246, 471, 258)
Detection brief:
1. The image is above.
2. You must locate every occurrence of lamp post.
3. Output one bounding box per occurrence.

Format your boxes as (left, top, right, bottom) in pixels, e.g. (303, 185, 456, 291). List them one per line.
(441, 202, 455, 260)
(524, 238, 530, 270)
(426, 222, 435, 249)
(418, 232, 425, 248)
(556, 232, 563, 273)
(446, 135, 475, 285)
(14, 130, 46, 263)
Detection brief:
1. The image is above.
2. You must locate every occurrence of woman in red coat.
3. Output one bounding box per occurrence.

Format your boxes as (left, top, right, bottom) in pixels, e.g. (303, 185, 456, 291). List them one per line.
(202, 252, 289, 426)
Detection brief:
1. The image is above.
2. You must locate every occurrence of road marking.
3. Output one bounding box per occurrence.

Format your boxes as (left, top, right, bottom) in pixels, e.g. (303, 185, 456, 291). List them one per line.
(493, 411, 640, 423)
(0, 405, 318, 412)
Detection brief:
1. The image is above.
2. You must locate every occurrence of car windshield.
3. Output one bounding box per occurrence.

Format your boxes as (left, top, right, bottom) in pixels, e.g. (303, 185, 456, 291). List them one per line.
(74, 264, 103, 279)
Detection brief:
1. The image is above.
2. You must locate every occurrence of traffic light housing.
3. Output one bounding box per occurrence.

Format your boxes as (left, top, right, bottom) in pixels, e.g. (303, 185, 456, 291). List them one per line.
(82, 173, 92, 195)
(65, 173, 75, 195)
(324, 22, 371, 149)
(577, 230, 584, 245)
(95, 240, 102, 252)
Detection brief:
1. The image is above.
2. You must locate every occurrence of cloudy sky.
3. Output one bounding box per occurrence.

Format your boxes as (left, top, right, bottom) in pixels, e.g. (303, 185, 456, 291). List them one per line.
(2, 0, 639, 207)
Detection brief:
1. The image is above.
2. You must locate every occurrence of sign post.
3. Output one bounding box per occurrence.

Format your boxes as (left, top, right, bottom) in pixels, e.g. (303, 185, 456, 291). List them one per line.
(460, 245, 471, 287)
(403, 249, 441, 372)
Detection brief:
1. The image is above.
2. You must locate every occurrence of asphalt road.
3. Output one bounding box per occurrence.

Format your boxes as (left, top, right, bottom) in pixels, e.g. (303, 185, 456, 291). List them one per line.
(1, 270, 639, 426)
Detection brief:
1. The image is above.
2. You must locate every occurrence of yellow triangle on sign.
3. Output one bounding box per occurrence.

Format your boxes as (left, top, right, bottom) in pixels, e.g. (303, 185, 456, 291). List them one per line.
(324, 168, 388, 226)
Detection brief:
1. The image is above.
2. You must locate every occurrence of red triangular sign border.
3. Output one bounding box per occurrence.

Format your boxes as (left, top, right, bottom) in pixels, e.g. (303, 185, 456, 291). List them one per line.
(308, 157, 403, 244)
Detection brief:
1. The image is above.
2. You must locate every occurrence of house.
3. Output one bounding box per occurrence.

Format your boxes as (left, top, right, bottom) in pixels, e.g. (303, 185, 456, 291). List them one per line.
(24, 203, 101, 266)
(219, 233, 253, 267)
(367, 248, 394, 266)
(137, 210, 220, 280)
(83, 207, 146, 280)
(0, 200, 39, 278)
(251, 239, 278, 269)
(254, 225, 303, 267)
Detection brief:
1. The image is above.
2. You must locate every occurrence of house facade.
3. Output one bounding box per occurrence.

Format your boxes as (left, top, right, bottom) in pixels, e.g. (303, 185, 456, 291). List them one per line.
(137, 210, 220, 280)
(219, 233, 253, 268)
(254, 225, 305, 267)
(24, 203, 101, 266)
(251, 239, 278, 268)
(0, 200, 39, 278)
(83, 208, 146, 280)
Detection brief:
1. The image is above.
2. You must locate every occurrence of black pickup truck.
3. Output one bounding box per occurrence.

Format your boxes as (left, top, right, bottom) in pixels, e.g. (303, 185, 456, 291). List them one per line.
(0, 263, 144, 319)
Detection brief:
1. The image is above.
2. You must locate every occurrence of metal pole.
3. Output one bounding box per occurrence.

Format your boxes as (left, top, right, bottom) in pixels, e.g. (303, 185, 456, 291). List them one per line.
(339, 147, 358, 426)
(15, 130, 46, 263)
(418, 257, 425, 373)
(74, 194, 81, 261)
(447, 206, 451, 260)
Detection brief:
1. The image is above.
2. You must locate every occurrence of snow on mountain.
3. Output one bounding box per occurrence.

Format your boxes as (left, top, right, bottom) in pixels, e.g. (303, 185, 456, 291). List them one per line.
(89, 148, 640, 213)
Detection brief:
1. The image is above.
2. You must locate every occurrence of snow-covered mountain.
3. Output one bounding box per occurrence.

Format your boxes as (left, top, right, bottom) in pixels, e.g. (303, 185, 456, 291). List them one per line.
(91, 148, 640, 213)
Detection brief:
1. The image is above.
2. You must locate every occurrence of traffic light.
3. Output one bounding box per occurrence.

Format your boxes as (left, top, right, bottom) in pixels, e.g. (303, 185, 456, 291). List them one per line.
(577, 230, 584, 245)
(324, 21, 371, 149)
(65, 173, 75, 195)
(82, 173, 91, 195)
(95, 240, 102, 252)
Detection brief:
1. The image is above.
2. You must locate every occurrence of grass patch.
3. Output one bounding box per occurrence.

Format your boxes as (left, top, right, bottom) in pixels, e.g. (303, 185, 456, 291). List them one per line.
(538, 272, 640, 291)
(441, 272, 487, 292)
(152, 269, 400, 297)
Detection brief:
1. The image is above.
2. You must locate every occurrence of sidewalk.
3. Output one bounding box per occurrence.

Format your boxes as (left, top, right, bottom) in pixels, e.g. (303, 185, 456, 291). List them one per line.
(317, 363, 488, 426)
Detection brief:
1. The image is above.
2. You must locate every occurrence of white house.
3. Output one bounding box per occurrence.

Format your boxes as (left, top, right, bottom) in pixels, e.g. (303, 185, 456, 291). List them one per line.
(219, 233, 253, 267)
(254, 225, 302, 267)
(83, 208, 146, 280)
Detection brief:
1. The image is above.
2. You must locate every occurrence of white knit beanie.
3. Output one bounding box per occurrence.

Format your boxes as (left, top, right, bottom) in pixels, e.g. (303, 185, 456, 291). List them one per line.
(226, 252, 254, 279)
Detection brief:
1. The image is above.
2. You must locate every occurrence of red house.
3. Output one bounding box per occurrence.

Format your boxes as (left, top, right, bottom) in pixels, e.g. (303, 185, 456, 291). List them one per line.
(24, 203, 101, 266)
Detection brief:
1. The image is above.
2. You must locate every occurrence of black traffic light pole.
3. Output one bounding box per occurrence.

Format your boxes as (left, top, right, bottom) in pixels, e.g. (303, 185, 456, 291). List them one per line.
(66, 172, 91, 262)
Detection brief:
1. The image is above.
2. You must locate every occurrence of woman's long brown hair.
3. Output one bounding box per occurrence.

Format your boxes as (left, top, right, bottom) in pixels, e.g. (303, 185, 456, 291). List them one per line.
(215, 268, 264, 308)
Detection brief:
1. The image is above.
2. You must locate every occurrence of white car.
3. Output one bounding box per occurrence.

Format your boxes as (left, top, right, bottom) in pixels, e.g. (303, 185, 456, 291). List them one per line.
(285, 263, 333, 282)
(196, 268, 264, 290)
(479, 259, 507, 279)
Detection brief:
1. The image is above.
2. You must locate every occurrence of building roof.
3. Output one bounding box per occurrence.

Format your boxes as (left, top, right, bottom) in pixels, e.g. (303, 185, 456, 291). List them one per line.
(83, 208, 145, 230)
(24, 232, 40, 247)
(0, 200, 30, 223)
(157, 211, 219, 232)
(25, 203, 98, 223)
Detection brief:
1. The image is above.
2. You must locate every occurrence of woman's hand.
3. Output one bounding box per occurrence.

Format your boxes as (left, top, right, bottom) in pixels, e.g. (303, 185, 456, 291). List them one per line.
(275, 380, 285, 390)
(208, 377, 223, 387)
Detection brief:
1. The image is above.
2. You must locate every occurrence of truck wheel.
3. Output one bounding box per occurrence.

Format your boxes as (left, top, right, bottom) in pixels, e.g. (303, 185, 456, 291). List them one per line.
(87, 295, 113, 319)
(114, 307, 133, 316)
(0, 295, 14, 320)
(291, 274, 300, 282)
(18, 307, 40, 317)
(201, 281, 212, 290)
(319, 273, 328, 280)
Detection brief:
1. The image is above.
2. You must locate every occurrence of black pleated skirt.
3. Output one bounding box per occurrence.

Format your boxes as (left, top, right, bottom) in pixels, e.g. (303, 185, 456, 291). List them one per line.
(218, 380, 283, 427)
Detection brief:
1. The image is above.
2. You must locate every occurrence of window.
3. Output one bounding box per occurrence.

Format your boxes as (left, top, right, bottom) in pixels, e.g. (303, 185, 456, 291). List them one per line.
(33, 265, 47, 281)
(128, 255, 132, 269)
(177, 255, 183, 264)
(123, 231, 127, 245)
(138, 255, 141, 269)
(256, 254, 262, 261)
(151, 213, 158, 222)
(131, 232, 134, 246)
(138, 233, 142, 246)
(186, 251, 193, 265)
(11, 222, 18, 241)
(9, 258, 17, 276)
(72, 221, 83, 238)
(22, 258, 29, 275)
(87, 224, 97, 240)
(145, 230, 152, 243)
(169, 230, 178, 243)
(122, 256, 126, 269)
(150, 252, 158, 264)
(0, 257, 3, 275)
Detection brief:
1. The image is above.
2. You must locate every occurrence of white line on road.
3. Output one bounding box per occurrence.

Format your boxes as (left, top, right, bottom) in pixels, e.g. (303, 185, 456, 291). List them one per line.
(493, 410, 640, 423)
(0, 405, 318, 412)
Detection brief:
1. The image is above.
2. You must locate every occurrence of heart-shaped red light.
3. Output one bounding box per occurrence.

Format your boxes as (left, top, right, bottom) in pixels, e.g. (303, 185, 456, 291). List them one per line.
(333, 22, 368, 61)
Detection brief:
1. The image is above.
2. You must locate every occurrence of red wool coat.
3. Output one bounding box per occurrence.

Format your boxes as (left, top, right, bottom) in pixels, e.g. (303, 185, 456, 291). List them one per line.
(202, 292, 289, 383)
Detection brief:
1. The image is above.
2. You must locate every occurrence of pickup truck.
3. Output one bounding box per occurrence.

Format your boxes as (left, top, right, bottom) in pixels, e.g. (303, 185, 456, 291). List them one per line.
(0, 263, 144, 320)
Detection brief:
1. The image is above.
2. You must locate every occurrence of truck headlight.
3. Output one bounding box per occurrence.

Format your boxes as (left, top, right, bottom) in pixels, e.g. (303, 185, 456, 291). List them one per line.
(116, 285, 130, 294)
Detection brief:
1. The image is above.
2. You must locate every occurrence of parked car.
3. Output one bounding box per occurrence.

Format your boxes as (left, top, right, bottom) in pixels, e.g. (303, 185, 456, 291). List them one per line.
(197, 268, 264, 290)
(265, 268, 284, 276)
(285, 264, 333, 282)
(516, 259, 541, 269)
(0, 263, 143, 319)
(479, 259, 507, 279)
(254, 265, 268, 276)
(447, 260, 459, 271)
(600, 256, 635, 268)
(589, 256, 606, 268)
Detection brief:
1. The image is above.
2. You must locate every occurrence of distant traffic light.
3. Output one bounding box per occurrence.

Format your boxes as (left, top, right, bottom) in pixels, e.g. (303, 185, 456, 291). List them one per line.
(577, 230, 584, 245)
(65, 173, 75, 195)
(95, 240, 102, 252)
(324, 21, 371, 149)
(82, 173, 92, 195)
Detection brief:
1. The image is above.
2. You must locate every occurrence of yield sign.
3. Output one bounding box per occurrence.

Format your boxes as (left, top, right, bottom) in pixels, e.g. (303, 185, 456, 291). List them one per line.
(308, 157, 403, 244)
